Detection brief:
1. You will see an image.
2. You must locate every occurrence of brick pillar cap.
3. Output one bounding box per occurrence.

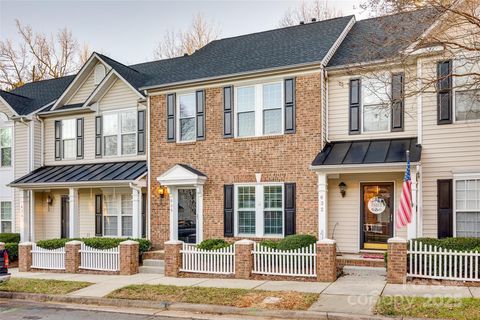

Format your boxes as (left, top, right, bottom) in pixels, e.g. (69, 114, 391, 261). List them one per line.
(235, 239, 255, 245)
(19, 242, 35, 246)
(388, 237, 408, 244)
(120, 240, 139, 245)
(317, 239, 336, 245)
(165, 240, 183, 245)
(66, 240, 82, 245)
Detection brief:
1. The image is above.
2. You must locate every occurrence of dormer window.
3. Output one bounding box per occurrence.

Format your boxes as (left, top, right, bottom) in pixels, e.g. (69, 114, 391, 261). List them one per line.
(94, 64, 106, 85)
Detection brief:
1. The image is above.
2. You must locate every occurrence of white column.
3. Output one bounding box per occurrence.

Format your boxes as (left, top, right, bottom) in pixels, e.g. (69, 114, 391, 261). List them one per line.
(407, 168, 418, 240)
(317, 173, 328, 240)
(131, 187, 141, 238)
(68, 188, 79, 238)
(168, 187, 176, 241)
(20, 190, 30, 242)
(29, 190, 35, 241)
(196, 185, 204, 243)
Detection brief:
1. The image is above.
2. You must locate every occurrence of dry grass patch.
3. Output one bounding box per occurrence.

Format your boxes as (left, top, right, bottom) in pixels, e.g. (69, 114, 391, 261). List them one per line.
(0, 278, 92, 295)
(108, 284, 318, 310)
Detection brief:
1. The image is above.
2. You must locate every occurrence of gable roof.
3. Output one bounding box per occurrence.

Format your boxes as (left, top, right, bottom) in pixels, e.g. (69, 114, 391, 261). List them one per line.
(327, 8, 440, 68)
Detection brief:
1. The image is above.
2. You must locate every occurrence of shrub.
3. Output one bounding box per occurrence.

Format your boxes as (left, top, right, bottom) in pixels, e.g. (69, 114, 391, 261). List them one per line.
(36, 237, 151, 254)
(412, 237, 480, 252)
(5, 243, 18, 262)
(260, 234, 317, 251)
(197, 239, 230, 250)
(0, 233, 20, 244)
(36, 238, 73, 249)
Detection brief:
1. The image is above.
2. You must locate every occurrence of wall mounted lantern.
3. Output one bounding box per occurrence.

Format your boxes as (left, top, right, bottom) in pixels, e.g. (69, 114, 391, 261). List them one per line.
(157, 186, 169, 198)
(338, 182, 347, 198)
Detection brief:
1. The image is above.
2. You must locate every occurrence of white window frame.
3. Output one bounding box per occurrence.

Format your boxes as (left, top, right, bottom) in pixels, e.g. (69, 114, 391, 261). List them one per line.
(103, 194, 133, 237)
(234, 183, 284, 238)
(176, 92, 196, 143)
(453, 174, 480, 237)
(452, 58, 480, 123)
(61, 119, 77, 160)
(102, 109, 137, 157)
(361, 76, 391, 134)
(234, 81, 284, 138)
(0, 126, 12, 167)
(0, 201, 12, 233)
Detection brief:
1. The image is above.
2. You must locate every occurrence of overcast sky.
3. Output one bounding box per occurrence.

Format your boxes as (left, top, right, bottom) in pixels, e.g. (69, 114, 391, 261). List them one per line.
(0, 0, 365, 65)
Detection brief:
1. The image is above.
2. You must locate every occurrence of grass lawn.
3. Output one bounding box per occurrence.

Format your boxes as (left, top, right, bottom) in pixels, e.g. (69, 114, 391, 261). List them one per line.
(0, 278, 92, 295)
(376, 296, 480, 320)
(108, 284, 319, 310)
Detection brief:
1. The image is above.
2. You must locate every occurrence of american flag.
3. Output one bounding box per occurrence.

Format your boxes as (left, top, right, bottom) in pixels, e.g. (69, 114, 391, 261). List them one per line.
(396, 151, 412, 229)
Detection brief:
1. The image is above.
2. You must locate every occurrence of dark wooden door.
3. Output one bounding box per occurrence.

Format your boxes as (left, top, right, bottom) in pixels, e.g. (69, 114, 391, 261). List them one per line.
(61, 195, 69, 238)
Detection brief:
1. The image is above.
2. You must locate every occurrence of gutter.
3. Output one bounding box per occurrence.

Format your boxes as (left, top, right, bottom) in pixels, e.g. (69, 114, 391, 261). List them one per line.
(37, 106, 95, 117)
(8, 179, 143, 189)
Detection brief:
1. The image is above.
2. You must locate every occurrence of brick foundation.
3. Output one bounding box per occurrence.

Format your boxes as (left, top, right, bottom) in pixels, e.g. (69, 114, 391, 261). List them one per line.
(119, 240, 139, 275)
(164, 240, 183, 277)
(234, 239, 254, 279)
(316, 239, 337, 282)
(387, 237, 407, 284)
(65, 240, 82, 273)
(19, 242, 33, 272)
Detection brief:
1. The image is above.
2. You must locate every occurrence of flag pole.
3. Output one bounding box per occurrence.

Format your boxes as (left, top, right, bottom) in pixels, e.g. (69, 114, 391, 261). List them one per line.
(406, 150, 410, 163)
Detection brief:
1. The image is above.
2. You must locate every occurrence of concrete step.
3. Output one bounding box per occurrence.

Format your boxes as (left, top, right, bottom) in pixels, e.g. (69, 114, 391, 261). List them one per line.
(142, 259, 165, 267)
(139, 265, 164, 274)
(342, 265, 386, 277)
(143, 250, 165, 260)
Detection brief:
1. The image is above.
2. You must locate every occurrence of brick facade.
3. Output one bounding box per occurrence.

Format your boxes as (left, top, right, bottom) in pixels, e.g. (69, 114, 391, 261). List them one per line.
(149, 72, 322, 248)
(19, 242, 33, 272)
(119, 240, 140, 275)
(387, 237, 407, 284)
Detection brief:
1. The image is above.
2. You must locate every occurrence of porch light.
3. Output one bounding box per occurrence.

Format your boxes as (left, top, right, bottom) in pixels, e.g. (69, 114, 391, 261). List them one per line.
(46, 195, 53, 206)
(157, 186, 168, 198)
(338, 182, 347, 198)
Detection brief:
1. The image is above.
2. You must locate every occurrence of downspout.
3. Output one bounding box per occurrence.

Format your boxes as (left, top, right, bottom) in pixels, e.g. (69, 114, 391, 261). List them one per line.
(145, 91, 151, 241)
(36, 115, 45, 166)
(325, 69, 329, 145)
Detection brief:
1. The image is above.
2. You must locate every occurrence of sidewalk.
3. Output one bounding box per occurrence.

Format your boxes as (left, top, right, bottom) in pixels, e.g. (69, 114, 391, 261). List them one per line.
(8, 268, 477, 316)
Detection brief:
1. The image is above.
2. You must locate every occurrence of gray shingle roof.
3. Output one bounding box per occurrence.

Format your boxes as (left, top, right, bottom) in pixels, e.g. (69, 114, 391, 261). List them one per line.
(328, 8, 440, 67)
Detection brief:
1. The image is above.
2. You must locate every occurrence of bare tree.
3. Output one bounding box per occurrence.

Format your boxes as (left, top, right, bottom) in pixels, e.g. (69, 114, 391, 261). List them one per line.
(279, 0, 343, 27)
(360, 0, 455, 16)
(153, 13, 220, 59)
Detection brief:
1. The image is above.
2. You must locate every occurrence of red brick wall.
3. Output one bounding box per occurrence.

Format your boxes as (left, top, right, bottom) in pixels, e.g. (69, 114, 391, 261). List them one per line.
(149, 73, 322, 248)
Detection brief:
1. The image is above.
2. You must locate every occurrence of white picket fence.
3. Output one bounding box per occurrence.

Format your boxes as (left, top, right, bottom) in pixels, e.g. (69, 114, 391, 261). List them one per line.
(31, 244, 65, 270)
(80, 243, 120, 272)
(252, 243, 317, 277)
(180, 243, 235, 274)
(408, 240, 480, 282)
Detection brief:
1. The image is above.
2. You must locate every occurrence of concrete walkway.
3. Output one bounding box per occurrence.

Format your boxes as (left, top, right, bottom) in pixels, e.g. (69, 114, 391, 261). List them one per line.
(8, 269, 478, 316)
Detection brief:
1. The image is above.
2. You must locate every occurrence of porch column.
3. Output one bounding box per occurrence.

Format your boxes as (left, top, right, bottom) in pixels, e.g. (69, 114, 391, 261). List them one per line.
(68, 188, 79, 238)
(131, 187, 141, 238)
(407, 168, 418, 240)
(196, 185, 204, 243)
(317, 173, 328, 240)
(168, 187, 176, 241)
(20, 190, 31, 242)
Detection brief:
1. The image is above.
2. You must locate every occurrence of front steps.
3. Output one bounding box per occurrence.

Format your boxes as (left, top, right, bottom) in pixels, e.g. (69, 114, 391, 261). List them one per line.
(139, 259, 164, 274)
(143, 250, 165, 260)
(342, 265, 386, 277)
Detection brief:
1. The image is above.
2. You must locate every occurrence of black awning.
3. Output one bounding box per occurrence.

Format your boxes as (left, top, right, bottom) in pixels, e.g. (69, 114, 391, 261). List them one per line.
(10, 161, 147, 186)
(312, 137, 421, 166)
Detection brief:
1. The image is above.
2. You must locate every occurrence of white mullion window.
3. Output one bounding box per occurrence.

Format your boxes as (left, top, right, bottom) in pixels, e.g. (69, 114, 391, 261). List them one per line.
(454, 59, 480, 121)
(0, 127, 12, 167)
(103, 195, 119, 236)
(177, 93, 196, 142)
(103, 110, 137, 156)
(0, 201, 12, 233)
(237, 186, 256, 235)
(236, 86, 256, 137)
(262, 83, 283, 135)
(263, 185, 284, 235)
(121, 194, 133, 237)
(362, 75, 390, 133)
(121, 112, 137, 155)
(103, 114, 119, 156)
(455, 178, 480, 237)
(62, 119, 76, 159)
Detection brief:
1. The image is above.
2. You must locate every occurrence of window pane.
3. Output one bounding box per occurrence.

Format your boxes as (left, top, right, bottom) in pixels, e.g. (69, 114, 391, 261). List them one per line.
(179, 94, 196, 118)
(1, 222, 11, 233)
(263, 83, 282, 109)
(104, 136, 117, 156)
(363, 104, 389, 132)
(1, 202, 11, 220)
(363, 75, 390, 105)
(238, 211, 256, 234)
(264, 211, 282, 235)
(456, 212, 480, 237)
(63, 139, 76, 159)
(104, 195, 118, 236)
(62, 119, 76, 139)
(121, 112, 136, 133)
(264, 186, 282, 209)
(0, 128, 12, 147)
(455, 90, 480, 121)
(238, 186, 255, 235)
(238, 112, 255, 137)
(122, 216, 132, 236)
(238, 186, 255, 208)
(121, 195, 132, 215)
(121, 134, 136, 155)
(263, 109, 282, 135)
(1, 147, 11, 166)
(180, 118, 195, 141)
(103, 114, 118, 135)
(104, 216, 118, 236)
(237, 86, 255, 112)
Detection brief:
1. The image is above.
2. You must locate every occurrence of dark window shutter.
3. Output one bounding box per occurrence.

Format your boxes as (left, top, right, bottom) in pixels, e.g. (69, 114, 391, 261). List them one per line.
(167, 93, 176, 142)
(437, 60, 452, 125)
(224, 184, 234, 237)
(95, 194, 103, 236)
(137, 110, 146, 155)
(284, 183, 296, 236)
(437, 179, 453, 238)
(349, 79, 361, 134)
(223, 86, 234, 138)
(391, 73, 404, 132)
(76, 118, 84, 159)
(284, 78, 296, 133)
(54, 120, 62, 160)
(95, 116, 102, 157)
(196, 90, 205, 140)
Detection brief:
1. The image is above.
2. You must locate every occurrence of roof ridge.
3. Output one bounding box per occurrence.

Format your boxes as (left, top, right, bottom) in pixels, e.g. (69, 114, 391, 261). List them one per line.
(96, 52, 141, 74)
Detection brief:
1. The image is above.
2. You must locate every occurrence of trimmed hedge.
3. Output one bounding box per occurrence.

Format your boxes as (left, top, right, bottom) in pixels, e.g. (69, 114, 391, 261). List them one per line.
(412, 237, 480, 252)
(0, 233, 20, 244)
(5, 243, 18, 262)
(260, 234, 317, 250)
(197, 239, 230, 250)
(36, 237, 151, 254)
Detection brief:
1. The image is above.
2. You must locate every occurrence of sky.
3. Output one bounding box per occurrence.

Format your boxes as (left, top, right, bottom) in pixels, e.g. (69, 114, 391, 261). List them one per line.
(0, 0, 365, 65)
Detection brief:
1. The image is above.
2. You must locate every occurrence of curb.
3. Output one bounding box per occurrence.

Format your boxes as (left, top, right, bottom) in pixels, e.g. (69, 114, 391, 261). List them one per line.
(0, 291, 393, 320)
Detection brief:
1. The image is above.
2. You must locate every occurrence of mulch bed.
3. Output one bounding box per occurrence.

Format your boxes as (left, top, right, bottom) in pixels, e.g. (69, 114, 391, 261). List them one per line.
(408, 277, 480, 287)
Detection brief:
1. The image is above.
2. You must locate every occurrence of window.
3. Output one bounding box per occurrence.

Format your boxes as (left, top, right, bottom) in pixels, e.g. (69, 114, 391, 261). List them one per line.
(0, 202, 12, 233)
(103, 111, 137, 156)
(62, 119, 76, 159)
(235, 82, 283, 137)
(454, 59, 480, 121)
(103, 194, 132, 237)
(235, 184, 283, 237)
(178, 93, 196, 141)
(0, 127, 12, 167)
(94, 64, 106, 85)
(362, 75, 390, 132)
(455, 178, 480, 237)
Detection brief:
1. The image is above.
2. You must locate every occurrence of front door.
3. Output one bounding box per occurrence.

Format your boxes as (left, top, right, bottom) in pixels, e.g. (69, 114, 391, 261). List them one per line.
(61, 195, 69, 238)
(361, 183, 394, 250)
(178, 189, 197, 243)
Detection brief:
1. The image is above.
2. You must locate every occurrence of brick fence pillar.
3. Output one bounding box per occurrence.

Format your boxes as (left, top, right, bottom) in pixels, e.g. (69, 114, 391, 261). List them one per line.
(316, 239, 337, 282)
(0, 242, 4, 250)
(120, 240, 139, 275)
(235, 239, 254, 279)
(65, 240, 82, 273)
(19, 242, 33, 272)
(164, 240, 183, 277)
(387, 237, 408, 284)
